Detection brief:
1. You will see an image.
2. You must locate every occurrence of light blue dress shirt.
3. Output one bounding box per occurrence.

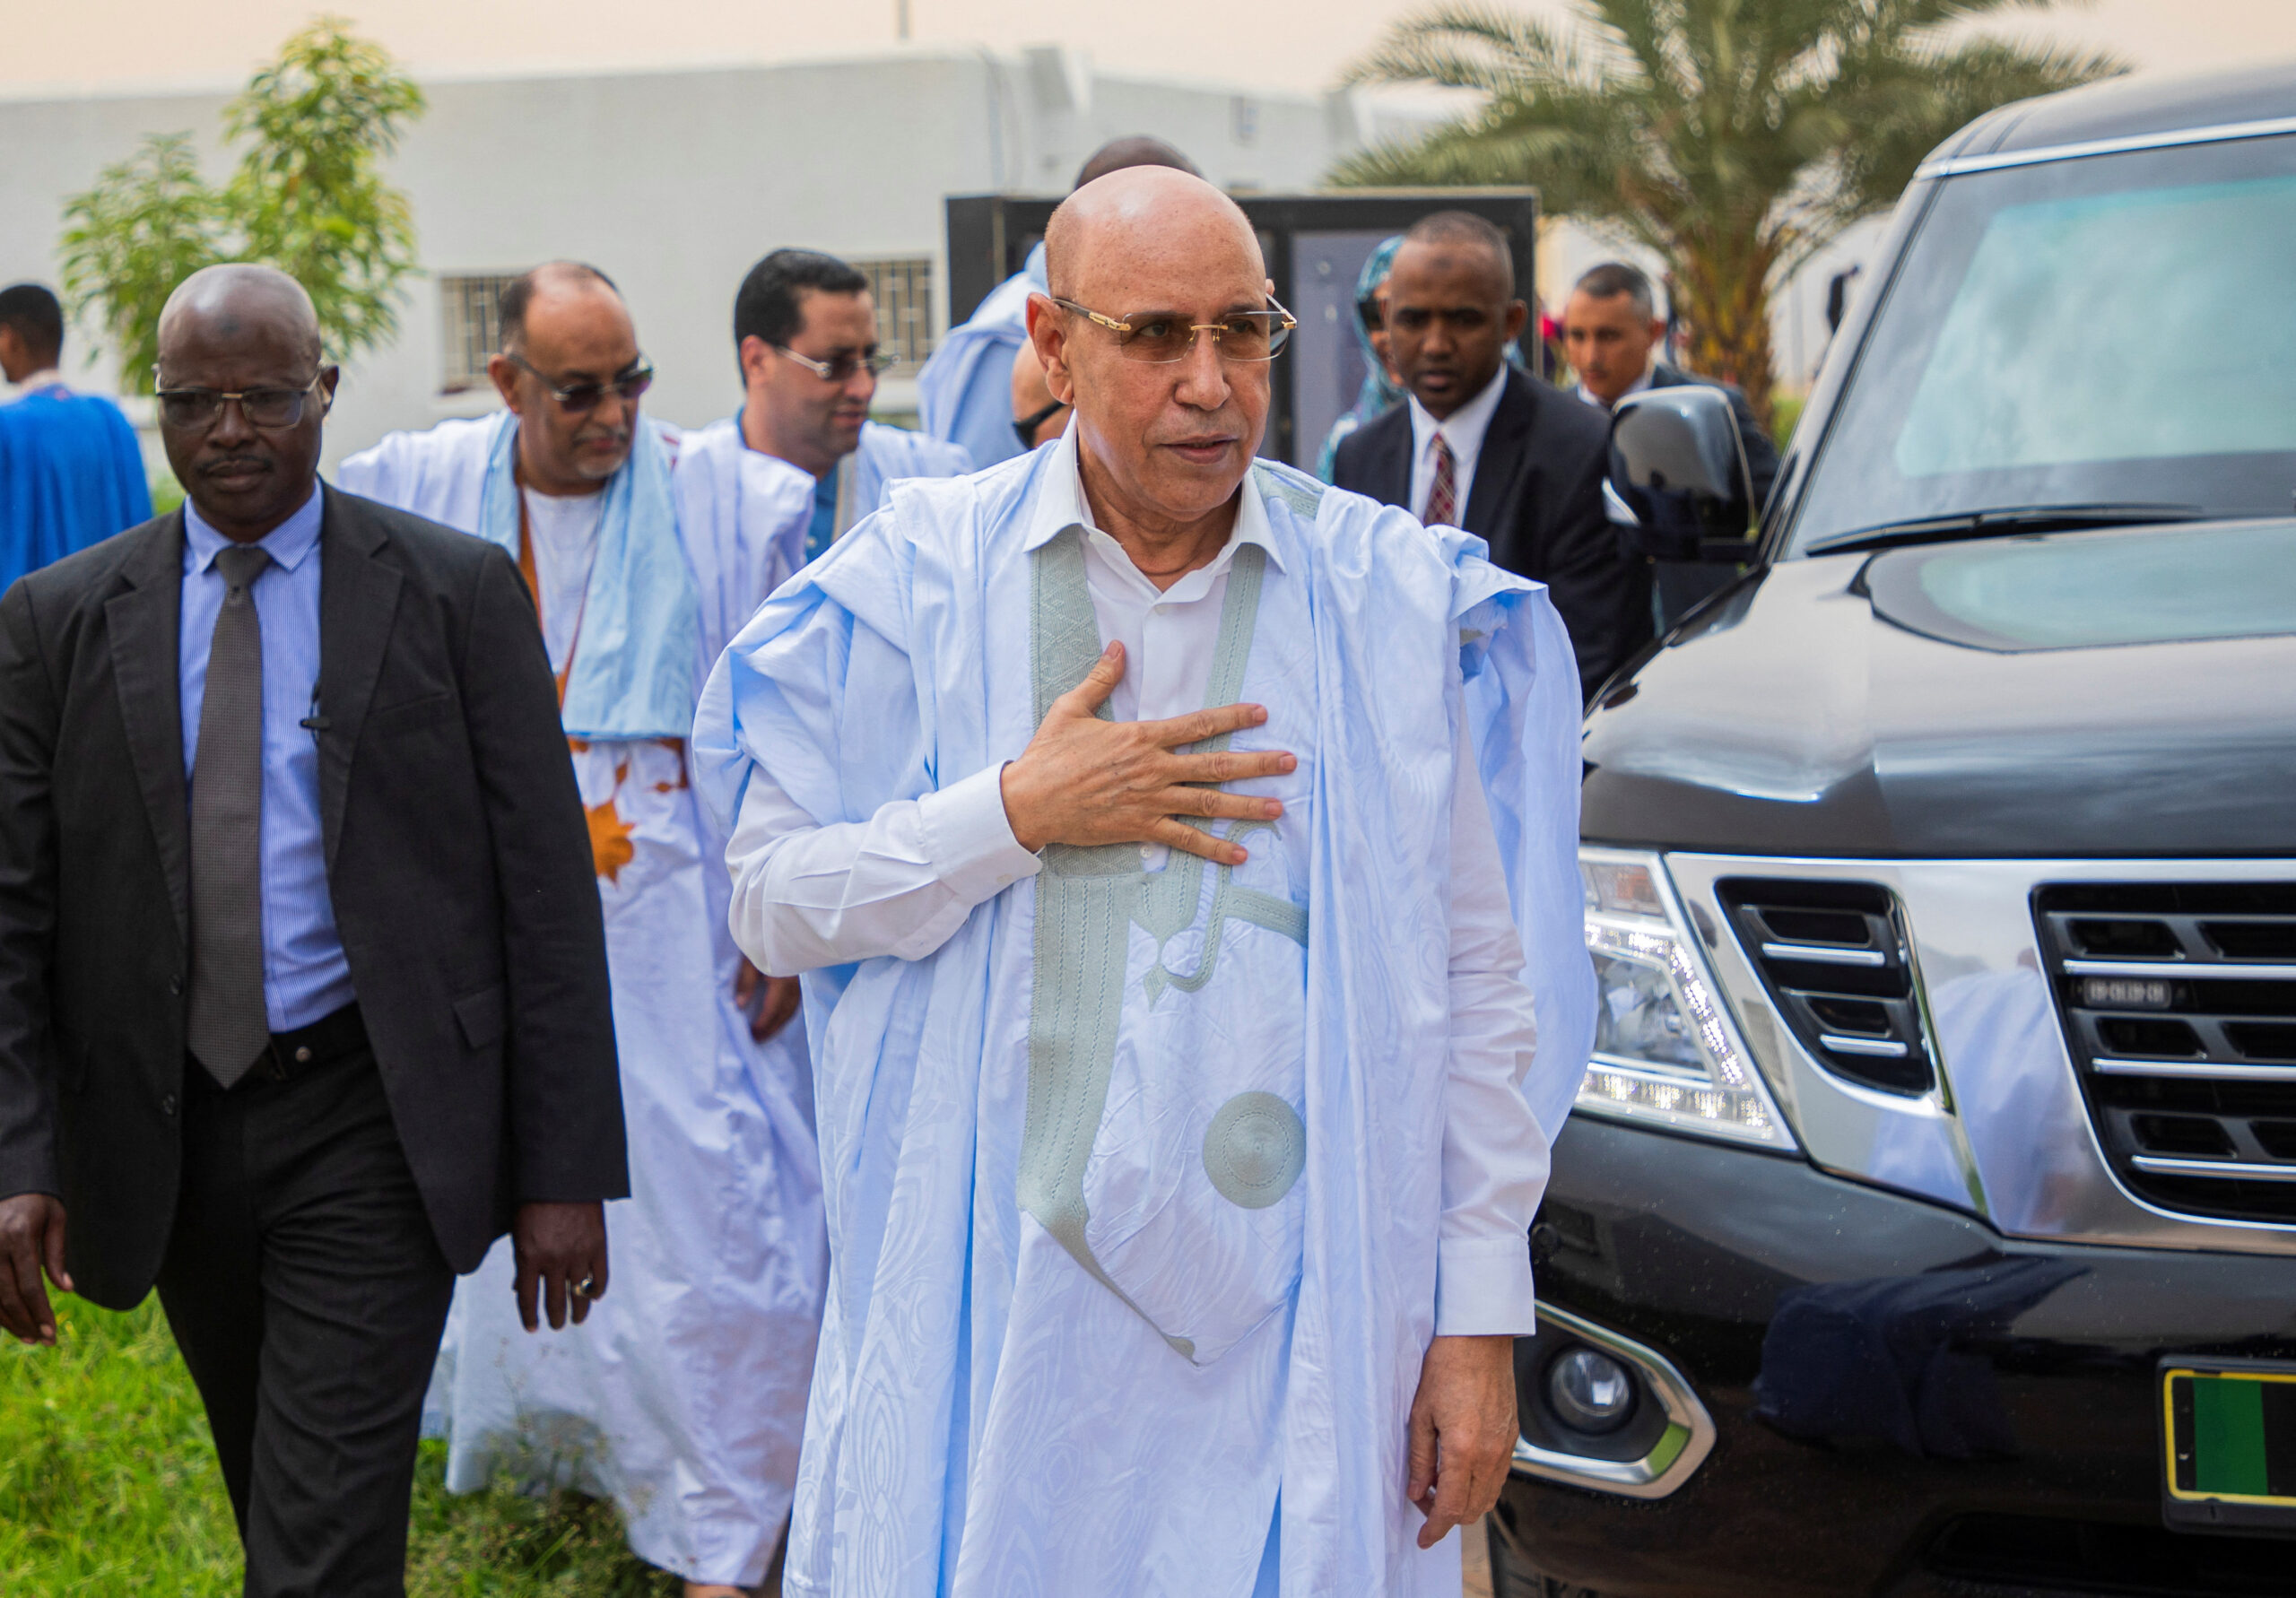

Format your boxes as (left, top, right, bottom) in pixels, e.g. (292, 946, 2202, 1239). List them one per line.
(180, 485, 356, 1033)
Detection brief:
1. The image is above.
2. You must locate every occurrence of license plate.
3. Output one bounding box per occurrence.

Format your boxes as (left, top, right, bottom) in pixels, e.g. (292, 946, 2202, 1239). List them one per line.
(2161, 1358, 2296, 1535)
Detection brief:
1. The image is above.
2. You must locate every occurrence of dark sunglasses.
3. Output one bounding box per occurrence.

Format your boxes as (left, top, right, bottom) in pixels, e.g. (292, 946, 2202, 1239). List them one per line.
(507, 352, 655, 413)
(152, 373, 328, 431)
(1013, 398, 1068, 451)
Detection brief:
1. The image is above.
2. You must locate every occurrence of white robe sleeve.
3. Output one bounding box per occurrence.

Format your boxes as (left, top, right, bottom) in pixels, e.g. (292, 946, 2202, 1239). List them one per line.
(725, 762, 1040, 977)
(1437, 717, 1550, 1337)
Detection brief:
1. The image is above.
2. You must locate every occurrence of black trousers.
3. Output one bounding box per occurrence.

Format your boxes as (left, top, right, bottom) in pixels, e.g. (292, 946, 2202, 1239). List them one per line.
(155, 1020, 455, 1598)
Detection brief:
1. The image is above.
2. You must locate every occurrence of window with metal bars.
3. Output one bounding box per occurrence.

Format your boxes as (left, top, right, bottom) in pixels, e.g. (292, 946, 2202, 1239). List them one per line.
(439, 273, 521, 394)
(854, 257, 935, 376)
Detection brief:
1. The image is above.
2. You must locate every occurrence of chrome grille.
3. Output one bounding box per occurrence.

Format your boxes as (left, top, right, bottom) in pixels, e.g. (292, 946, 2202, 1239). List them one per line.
(2038, 882, 2296, 1223)
(1718, 879, 1935, 1095)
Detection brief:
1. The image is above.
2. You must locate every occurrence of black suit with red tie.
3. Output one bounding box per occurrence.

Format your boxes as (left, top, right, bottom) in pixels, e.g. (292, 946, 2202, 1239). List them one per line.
(1331, 365, 1639, 696)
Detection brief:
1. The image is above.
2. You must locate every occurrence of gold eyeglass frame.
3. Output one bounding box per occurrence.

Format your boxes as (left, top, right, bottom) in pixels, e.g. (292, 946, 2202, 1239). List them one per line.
(1049, 297, 1299, 362)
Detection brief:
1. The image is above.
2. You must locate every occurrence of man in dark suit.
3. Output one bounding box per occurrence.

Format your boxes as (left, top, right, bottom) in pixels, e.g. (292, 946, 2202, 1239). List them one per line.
(0, 264, 627, 1595)
(1563, 261, 1781, 627)
(1331, 210, 1630, 694)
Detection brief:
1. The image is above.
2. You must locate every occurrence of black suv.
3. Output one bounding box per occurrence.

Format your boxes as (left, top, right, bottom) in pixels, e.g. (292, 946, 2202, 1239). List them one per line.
(1492, 65, 2296, 1598)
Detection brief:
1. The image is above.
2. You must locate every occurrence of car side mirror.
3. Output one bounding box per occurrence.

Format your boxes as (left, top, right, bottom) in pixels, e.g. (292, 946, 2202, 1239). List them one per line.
(1610, 386, 1753, 559)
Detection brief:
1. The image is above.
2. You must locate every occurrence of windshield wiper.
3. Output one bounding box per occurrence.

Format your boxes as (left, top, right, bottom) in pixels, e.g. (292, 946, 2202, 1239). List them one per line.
(1807, 503, 2213, 556)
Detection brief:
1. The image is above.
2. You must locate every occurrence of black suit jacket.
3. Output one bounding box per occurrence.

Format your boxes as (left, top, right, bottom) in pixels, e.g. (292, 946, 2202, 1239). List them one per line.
(1331, 366, 1634, 693)
(0, 484, 626, 1307)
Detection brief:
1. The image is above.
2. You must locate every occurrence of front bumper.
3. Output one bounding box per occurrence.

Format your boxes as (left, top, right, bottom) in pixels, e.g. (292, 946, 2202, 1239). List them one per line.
(1497, 1116, 2296, 1597)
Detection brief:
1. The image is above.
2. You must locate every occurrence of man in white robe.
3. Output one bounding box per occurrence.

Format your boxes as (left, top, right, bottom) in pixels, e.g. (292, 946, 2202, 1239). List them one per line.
(693, 169, 1594, 1595)
(919, 135, 1198, 472)
(339, 262, 828, 1597)
(723, 249, 969, 566)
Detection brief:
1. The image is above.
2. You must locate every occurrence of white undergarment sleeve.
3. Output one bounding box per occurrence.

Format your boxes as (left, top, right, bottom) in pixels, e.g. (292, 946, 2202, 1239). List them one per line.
(726, 762, 1041, 977)
(1437, 719, 1548, 1336)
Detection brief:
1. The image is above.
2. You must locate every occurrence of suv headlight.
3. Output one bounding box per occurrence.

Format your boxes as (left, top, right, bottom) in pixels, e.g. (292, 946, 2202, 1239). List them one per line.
(1578, 847, 1795, 1150)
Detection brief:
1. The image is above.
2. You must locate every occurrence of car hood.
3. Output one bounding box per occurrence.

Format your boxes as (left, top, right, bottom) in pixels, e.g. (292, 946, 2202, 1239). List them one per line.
(1580, 523, 2296, 858)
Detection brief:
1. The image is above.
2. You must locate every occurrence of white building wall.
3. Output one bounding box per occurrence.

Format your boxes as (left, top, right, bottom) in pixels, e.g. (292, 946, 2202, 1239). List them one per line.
(0, 48, 1420, 473)
(2, 43, 1885, 474)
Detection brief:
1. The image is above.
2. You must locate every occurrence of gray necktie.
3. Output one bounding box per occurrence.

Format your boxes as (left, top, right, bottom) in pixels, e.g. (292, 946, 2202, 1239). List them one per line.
(187, 543, 273, 1087)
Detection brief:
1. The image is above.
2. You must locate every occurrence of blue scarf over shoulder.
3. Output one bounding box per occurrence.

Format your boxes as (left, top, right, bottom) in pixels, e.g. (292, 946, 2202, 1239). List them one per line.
(473, 410, 699, 740)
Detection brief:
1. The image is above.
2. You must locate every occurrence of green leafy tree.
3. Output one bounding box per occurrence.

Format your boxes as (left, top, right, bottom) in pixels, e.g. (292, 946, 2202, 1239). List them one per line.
(54, 135, 218, 393)
(59, 17, 424, 392)
(1335, 0, 2122, 416)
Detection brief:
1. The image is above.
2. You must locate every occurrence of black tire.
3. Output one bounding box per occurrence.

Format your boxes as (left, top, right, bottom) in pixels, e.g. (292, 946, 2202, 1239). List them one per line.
(1486, 1520, 1604, 1598)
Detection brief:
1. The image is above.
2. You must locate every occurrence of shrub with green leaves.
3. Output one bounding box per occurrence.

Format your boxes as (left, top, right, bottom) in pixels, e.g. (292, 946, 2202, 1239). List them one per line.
(59, 16, 423, 392)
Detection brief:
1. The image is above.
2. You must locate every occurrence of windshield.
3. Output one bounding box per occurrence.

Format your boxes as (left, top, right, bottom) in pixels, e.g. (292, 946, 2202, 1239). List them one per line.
(1787, 134, 2296, 555)
(1866, 521, 2296, 651)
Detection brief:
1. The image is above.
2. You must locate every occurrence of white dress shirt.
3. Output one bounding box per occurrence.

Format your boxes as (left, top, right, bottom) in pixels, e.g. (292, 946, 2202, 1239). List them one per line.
(725, 429, 1549, 1333)
(1406, 364, 1510, 525)
(1576, 360, 1654, 413)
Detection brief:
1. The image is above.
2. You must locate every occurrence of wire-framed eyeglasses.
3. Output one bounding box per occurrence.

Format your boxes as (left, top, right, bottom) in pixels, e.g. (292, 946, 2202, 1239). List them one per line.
(506, 352, 655, 414)
(1051, 298, 1297, 363)
(151, 371, 330, 430)
(773, 345, 897, 383)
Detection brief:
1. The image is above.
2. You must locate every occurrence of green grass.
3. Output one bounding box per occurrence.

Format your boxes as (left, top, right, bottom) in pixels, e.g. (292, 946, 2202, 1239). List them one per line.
(2, 1294, 678, 1596)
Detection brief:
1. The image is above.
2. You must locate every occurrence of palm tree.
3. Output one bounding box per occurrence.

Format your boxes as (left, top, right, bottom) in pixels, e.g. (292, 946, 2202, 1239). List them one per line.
(1335, 0, 2122, 417)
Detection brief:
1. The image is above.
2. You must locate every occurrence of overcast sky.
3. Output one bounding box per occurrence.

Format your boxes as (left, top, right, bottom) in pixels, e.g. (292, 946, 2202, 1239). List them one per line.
(7, 0, 2295, 100)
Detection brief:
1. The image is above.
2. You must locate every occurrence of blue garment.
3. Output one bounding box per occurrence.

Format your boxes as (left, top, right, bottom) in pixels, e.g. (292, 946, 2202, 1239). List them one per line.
(692, 450, 1594, 1597)
(916, 243, 1047, 473)
(0, 386, 152, 589)
(468, 412, 698, 741)
(844, 421, 971, 535)
(179, 485, 354, 1033)
(804, 468, 837, 563)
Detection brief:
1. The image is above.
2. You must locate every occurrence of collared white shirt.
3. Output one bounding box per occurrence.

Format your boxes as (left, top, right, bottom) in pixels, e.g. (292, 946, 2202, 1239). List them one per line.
(4, 368, 65, 399)
(1405, 364, 1509, 525)
(1575, 360, 1654, 413)
(1054, 438, 1280, 868)
(724, 427, 1546, 1333)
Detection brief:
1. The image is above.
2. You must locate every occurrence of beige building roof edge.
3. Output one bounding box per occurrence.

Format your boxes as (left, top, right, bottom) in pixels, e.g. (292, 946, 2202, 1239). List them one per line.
(0, 41, 1383, 110)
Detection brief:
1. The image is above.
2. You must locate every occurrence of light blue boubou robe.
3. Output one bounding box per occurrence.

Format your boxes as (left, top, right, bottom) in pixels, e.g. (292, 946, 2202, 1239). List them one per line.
(835, 420, 972, 544)
(341, 412, 830, 1587)
(692, 447, 1594, 1597)
(915, 243, 1047, 473)
(340, 410, 698, 740)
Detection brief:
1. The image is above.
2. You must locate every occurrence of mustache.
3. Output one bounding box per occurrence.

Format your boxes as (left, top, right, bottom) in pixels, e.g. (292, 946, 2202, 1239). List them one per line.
(198, 454, 272, 475)
(572, 422, 631, 448)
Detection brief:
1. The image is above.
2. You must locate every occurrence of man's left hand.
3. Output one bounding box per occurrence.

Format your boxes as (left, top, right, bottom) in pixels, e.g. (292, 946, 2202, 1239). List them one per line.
(735, 956, 801, 1043)
(511, 1201, 609, 1333)
(1405, 1333, 1518, 1550)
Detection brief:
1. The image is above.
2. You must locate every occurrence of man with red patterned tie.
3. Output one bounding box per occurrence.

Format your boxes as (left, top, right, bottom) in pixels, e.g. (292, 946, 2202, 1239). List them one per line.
(1330, 213, 1632, 696)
